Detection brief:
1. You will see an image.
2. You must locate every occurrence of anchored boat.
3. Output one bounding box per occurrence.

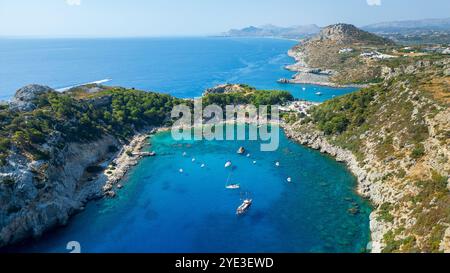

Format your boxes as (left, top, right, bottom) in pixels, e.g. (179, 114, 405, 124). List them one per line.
(225, 172, 240, 190)
(226, 184, 241, 190)
(236, 199, 253, 215)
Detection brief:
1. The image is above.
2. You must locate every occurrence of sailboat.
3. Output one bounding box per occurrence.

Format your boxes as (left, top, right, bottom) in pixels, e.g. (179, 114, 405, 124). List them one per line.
(226, 184, 241, 190)
(225, 172, 240, 190)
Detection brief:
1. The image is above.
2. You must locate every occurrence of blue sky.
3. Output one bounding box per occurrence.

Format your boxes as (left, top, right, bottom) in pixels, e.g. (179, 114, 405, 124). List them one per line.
(0, 0, 449, 37)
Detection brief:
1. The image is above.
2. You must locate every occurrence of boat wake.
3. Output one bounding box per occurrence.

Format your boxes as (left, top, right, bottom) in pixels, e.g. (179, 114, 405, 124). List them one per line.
(56, 78, 112, 92)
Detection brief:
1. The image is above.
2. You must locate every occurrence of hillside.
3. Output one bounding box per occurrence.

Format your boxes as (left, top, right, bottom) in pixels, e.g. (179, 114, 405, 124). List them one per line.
(286, 23, 396, 86)
(284, 56, 450, 252)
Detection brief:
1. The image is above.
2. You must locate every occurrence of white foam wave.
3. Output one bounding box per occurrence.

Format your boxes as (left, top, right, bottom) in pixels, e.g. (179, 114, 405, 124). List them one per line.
(56, 78, 112, 92)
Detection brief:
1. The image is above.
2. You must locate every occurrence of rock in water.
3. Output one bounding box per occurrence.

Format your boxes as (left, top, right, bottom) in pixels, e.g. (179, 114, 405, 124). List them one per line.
(10, 84, 54, 111)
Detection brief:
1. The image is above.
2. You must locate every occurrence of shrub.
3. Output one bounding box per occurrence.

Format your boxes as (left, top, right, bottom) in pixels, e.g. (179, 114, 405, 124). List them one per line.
(377, 202, 394, 223)
(411, 144, 425, 159)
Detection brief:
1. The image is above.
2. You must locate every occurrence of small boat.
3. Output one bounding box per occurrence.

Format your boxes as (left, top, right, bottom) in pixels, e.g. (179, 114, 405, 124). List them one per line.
(225, 161, 232, 168)
(253, 161, 257, 164)
(302, 87, 307, 91)
(236, 199, 253, 215)
(225, 172, 239, 190)
(315, 92, 323, 96)
(275, 161, 280, 167)
(201, 164, 205, 168)
(179, 169, 184, 173)
(192, 158, 196, 162)
(237, 147, 246, 155)
(226, 184, 241, 190)
(287, 177, 292, 183)
(246, 154, 251, 158)
(182, 152, 187, 157)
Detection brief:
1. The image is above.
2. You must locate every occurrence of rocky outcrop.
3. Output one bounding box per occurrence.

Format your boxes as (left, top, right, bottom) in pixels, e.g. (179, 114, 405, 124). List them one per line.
(312, 23, 394, 46)
(9, 85, 54, 112)
(0, 134, 120, 247)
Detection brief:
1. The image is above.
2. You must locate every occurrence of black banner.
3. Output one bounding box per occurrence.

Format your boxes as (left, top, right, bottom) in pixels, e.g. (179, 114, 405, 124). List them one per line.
(0, 253, 447, 272)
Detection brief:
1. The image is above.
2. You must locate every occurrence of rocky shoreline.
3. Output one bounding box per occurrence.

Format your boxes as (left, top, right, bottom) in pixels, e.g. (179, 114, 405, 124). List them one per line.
(283, 49, 368, 88)
(282, 122, 388, 253)
(100, 131, 157, 198)
(0, 126, 156, 247)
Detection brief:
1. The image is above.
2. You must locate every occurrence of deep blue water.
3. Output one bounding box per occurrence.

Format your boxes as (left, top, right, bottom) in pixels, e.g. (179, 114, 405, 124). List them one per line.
(13, 129, 371, 253)
(0, 37, 356, 101)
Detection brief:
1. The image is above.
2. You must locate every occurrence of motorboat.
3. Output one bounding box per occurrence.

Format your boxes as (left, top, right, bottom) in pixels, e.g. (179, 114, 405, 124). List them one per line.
(236, 199, 253, 215)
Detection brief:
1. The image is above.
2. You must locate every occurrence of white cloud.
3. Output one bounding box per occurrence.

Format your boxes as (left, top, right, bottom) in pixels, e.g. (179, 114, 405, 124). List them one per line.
(367, 0, 381, 6)
(66, 0, 81, 6)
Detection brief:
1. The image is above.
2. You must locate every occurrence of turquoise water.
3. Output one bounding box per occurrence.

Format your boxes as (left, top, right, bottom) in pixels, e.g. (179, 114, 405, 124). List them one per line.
(11, 128, 371, 253)
(0, 37, 356, 102)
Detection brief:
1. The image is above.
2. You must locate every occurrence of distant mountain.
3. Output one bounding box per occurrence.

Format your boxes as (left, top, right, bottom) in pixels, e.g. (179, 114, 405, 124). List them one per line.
(224, 24, 321, 39)
(363, 18, 450, 33)
(363, 18, 450, 45)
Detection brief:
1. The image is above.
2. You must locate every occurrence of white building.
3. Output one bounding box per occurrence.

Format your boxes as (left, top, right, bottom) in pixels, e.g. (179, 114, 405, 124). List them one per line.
(360, 51, 396, 60)
(339, 48, 354, 54)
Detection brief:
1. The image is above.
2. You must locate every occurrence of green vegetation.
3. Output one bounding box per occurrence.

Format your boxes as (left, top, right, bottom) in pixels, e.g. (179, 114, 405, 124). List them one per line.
(310, 86, 376, 135)
(299, 56, 449, 253)
(0, 86, 292, 166)
(377, 202, 394, 223)
(202, 89, 294, 108)
(382, 230, 417, 253)
(409, 172, 450, 252)
(0, 87, 182, 164)
(411, 144, 426, 159)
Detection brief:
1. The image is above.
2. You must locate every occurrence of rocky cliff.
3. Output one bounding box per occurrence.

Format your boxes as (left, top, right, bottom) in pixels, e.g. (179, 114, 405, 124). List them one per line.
(0, 85, 179, 247)
(284, 57, 450, 252)
(0, 134, 119, 246)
